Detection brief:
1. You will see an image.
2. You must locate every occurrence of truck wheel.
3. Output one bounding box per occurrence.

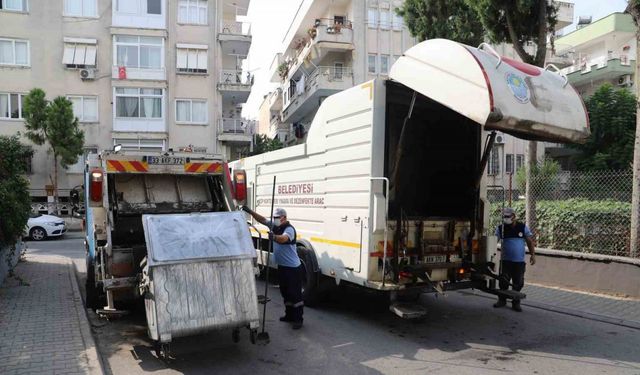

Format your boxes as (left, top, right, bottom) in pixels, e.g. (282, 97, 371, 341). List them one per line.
(297, 246, 320, 307)
(85, 263, 100, 310)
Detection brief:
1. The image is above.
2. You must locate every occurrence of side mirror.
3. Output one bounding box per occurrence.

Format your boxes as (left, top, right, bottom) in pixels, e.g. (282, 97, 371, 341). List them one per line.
(113, 144, 122, 153)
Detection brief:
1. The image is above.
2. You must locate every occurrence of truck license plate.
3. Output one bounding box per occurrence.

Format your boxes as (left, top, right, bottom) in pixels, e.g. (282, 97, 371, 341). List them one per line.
(424, 255, 446, 264)
(147, 156, 186, 165)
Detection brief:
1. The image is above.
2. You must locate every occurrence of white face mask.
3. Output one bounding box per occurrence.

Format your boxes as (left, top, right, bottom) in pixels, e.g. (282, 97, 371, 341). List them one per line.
(503, 217, 513, 225)
(274, 217, 283, 226)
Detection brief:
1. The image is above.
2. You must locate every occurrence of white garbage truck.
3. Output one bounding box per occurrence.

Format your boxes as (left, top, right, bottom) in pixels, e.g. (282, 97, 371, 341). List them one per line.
(229, 39, 590, 314)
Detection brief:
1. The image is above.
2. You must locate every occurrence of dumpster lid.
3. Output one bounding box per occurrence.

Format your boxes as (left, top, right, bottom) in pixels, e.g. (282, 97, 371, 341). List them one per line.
(142, 211, 255, 266)
(389, 39, 590, 143)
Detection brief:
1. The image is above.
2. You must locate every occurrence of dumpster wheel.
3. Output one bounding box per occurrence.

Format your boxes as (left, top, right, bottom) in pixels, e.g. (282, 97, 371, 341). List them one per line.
(155, 342, 171, 361)
(250, 328, 257, 344)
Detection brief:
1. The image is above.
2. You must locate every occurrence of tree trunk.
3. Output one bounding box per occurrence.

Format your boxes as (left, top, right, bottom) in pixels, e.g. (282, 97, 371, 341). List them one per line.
(525, 141, 537, 231)
(53, 152, 60, 216)
(630, 28, 640, 258)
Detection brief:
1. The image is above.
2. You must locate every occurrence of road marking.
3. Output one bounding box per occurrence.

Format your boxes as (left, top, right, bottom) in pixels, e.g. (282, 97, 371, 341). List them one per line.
(332, 342, 354, 348)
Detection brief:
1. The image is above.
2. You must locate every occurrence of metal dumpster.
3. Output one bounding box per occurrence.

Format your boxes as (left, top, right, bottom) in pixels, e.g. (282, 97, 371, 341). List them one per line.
(140, 211, 260, 356)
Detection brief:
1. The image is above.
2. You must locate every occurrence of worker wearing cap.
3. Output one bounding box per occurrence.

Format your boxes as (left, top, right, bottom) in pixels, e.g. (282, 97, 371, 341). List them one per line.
(242, 206, 304, 329)
(494, 207, 536, 312)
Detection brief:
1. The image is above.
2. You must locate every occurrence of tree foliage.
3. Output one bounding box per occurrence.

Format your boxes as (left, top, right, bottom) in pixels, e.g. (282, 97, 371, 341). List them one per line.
(0, 136, 33, 247)
(251, 134, 283, 156)
(22, 89, 84, 202)
(397, 0, 558, 67)
(396, 0, 485, 46)
(570, 84, 635, 171)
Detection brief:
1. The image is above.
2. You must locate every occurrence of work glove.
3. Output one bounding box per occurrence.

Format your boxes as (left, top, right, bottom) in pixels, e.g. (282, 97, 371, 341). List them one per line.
(241, 205, 250, 213)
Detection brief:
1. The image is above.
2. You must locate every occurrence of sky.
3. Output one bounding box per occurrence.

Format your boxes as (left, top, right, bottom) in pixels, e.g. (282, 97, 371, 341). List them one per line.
(242, 0, 629, 119)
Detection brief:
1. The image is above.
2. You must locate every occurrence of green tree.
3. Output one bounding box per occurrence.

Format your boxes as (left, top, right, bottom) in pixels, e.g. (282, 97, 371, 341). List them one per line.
(0, 136, 33, 247)
(23, 89, 84, 207)
(396, 0, 485, 46)
(570, 84, 635, 171)
(251, 134, 283, 156)
(515, 158, 560, 196)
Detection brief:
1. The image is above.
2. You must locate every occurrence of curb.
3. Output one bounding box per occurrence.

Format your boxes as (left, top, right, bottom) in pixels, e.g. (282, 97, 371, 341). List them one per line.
(460, 290, 640, 330)
(67, 259, 106, 375)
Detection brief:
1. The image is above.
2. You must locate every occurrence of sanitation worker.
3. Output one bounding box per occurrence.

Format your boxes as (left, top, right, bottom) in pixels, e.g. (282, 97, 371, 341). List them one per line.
(242, 206, 304, 329)
(494, 207, 536, 312)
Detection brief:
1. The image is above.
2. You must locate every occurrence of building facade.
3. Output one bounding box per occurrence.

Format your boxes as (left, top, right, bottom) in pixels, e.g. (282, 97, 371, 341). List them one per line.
(259, 0, 417, 145)
(0, 0, 252, 211)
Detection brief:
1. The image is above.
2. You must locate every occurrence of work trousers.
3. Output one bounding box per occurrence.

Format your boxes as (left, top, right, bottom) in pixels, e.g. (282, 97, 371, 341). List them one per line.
(499, 261, 526, 303)
(278, 265, 304, 322)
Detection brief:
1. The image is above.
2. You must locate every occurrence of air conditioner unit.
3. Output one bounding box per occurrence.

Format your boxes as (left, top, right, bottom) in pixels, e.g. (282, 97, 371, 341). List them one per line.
(618, 74, 633, 87)
(80, 68, 96, 81)
(494, 134, 505, 144)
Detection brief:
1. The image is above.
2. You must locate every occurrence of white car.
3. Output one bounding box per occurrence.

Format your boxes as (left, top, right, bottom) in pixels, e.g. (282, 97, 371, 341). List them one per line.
(26, 213, 67, 241)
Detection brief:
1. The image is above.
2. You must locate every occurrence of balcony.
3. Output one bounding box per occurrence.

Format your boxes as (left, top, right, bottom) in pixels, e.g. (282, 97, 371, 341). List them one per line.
(218, 118, 254, 143)
(111, 66, 166, 81)
(218, 21, 252, 55)
(562, 53, 635, 86)
(113, 118, 166, 133)
(281, 66, 354, 124)
(217, 69, 253, 102)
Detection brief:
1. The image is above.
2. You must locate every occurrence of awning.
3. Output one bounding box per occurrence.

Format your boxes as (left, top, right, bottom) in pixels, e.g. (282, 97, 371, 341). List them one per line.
(389, 39, 590, 144)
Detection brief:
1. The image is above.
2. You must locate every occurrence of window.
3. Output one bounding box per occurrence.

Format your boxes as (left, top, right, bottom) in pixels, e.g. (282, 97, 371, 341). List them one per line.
(380, 9, 389, 29)
(380, 55, 389, 74)
(147, 0, 161, 14)
(516, 154, 524, 172)
(115, 88, 163, 119)
(488, 148, 500, 175)
(114, 138, 165, 152)
(368, 54, 376, 74)
(176, 45, 207, 73)
(67, 96, 98, 122)
(115, 36, 163, 69)
(67, 147, 97, 174)
(0, 93, 24, 119)
(333, 62, 343, 79)
(1, 0, 27, 11)
(0, 38, 29, 66)
(505, 154, 514, 174)
(115, 0, 137, 13)
(367, 8, 377, 27)
(115, 0, 161, 15)
(62, 38, 97, 68)
(393, 12, 404, 30)
(178, 0, 207, 24)
(175, 99, 207, 124)
(64, 0, 96, 17)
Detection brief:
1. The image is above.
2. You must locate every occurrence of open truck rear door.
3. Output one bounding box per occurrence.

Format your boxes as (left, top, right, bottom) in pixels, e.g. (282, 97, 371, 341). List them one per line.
(389, 39, 590, 144)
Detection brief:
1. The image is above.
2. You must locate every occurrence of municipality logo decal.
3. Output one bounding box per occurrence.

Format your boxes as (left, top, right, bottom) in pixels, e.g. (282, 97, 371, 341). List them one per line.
(506, 73, 530, 104)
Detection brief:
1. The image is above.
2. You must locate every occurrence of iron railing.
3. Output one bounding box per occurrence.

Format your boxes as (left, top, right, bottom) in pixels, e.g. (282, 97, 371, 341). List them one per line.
(218, 118, 255, 136)
(219, 69, 254, 85)
(220, 21, 251, 36)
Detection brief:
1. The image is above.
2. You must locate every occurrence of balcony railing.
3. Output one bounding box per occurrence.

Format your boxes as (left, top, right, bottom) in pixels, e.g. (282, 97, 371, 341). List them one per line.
(562, 53, 633, 75)
(283, 65, 353, 110)
(219, 69, 254, 86)
(218, 118, 255, 136)
(220, 21, 251, 36)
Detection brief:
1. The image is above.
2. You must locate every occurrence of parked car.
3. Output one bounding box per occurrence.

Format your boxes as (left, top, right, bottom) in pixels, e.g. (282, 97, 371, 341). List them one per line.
(25, 213, 67, 241)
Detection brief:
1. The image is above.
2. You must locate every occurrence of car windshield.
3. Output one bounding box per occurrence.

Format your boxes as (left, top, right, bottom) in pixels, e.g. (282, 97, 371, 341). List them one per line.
(29, 213, 42, 219)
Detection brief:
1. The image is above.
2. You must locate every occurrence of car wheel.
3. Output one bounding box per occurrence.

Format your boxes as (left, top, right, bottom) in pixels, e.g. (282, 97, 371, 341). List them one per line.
(29, 227, 47, 241)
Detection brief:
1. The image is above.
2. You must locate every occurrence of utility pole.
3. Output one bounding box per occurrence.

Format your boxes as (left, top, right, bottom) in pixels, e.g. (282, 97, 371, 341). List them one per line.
(525, 142, 537, 231)
(628, 2, 640, 258)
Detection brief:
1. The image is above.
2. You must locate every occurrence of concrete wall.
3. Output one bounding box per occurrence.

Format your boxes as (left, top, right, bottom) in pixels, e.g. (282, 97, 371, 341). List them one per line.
(523, 249, 640, 299)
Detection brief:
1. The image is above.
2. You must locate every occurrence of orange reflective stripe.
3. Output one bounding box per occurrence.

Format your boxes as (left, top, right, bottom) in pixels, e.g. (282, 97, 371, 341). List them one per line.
(184, 162, 222, 173)
(106, 160, 148, 172)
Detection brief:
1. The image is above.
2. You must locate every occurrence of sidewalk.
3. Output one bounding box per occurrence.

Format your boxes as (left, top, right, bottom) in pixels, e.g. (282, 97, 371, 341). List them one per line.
(0, 253, 103, 375)
(522, 283, 640, 329)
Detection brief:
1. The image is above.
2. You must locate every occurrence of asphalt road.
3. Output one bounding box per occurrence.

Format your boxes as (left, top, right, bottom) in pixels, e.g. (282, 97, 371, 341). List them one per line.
(29, 235, 640, 375)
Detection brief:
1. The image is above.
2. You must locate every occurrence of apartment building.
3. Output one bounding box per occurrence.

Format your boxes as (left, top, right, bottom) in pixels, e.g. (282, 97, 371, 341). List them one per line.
(486, 0, 575, 188)
(0, 0, 252, 210)
(260, 0, 417, 144)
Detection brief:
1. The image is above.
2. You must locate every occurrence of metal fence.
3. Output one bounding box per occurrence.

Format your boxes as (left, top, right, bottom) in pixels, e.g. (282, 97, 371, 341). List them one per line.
(488, 169, 634, 258)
